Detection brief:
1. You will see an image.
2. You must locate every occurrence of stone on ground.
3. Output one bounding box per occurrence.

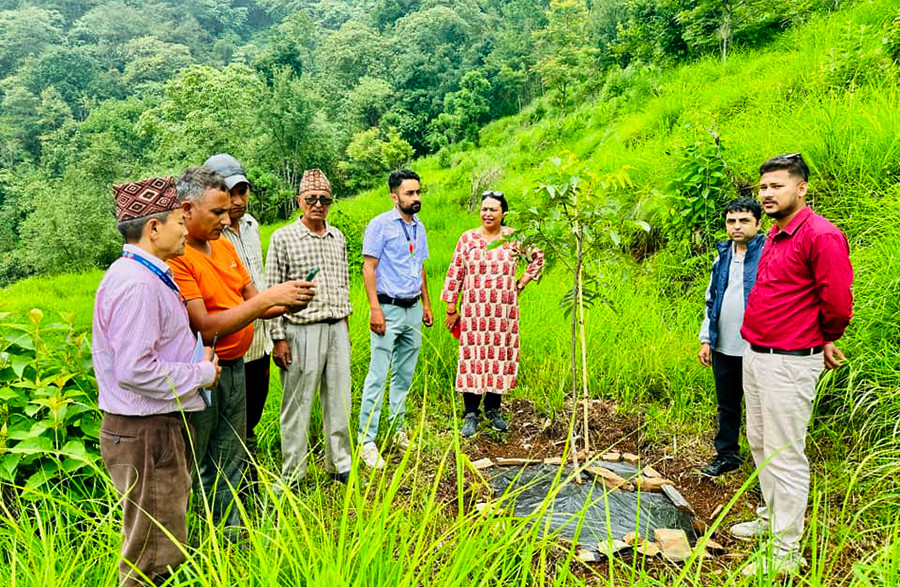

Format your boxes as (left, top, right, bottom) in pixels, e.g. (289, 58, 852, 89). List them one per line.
(654, 528, 692, 562)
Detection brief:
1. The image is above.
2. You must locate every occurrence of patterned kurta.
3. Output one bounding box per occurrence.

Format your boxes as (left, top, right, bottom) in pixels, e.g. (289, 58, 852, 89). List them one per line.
(440, 227, 544, 395)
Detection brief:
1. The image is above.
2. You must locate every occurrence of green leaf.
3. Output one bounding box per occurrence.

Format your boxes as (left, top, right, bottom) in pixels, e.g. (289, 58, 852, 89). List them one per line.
(0, 453, 23, 483)
(61, 439, 90, 461)
(25, 460, 59, 490)
(10, 354, 31, 378)
(11, 435, 53, 453)
(634, 220, 652, 233)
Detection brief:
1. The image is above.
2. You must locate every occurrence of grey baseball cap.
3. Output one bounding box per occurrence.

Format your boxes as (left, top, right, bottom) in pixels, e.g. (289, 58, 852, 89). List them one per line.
(204, 153, 249, 190)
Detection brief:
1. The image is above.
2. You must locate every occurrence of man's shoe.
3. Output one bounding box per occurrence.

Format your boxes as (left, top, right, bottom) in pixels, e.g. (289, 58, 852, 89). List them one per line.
(730, 519, 769, 541)
(699, 457, 740, 477)
(361, 442, 385, 469)
(741, 553, 805, 577)
(329, 470, 350, 484)
(461, 413, 479, 438)
(485, 409, 508, 432)
(393, 429, 412, 450)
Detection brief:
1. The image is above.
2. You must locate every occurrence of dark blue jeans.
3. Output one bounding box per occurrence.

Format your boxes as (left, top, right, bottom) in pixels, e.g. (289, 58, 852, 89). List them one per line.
(712, 350, 744, 464)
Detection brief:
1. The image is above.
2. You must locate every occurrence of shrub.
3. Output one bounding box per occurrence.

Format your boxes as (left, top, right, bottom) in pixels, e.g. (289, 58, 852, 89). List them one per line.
(0, 309, 101, 492)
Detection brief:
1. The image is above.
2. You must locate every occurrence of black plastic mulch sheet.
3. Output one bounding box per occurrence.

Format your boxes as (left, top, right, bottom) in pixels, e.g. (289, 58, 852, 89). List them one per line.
(487, 463, 696, 556)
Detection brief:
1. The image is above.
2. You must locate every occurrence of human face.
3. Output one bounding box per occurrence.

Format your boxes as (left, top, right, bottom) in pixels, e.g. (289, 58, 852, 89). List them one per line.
(480, 197, 504, 231)
(229, 182, 250, 221)
(724, 210, 760, 245)
(758, 169, 807, 222)
(297, 189, 332, 223)
(152, 209, 188, 260)
(183, 187, 230, 241)
(391, 179, 422, 216)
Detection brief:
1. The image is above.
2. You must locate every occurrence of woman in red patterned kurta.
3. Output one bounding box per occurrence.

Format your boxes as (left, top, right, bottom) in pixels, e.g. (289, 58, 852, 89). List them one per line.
(441, 192, 545, 437)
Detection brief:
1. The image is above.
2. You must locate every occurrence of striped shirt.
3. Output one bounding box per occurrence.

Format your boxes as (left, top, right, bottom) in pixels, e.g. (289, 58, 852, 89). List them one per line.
(93, 245, 215, 416)
(266, 218, 352, 339)
(222, 213, 272, 361)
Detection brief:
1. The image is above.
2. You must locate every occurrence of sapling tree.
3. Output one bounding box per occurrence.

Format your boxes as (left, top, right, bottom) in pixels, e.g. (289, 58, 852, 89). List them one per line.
(502, 155, 646, 462)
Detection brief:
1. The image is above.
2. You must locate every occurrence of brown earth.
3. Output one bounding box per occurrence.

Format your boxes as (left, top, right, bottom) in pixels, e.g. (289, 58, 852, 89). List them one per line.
(455, 397, 769, 581)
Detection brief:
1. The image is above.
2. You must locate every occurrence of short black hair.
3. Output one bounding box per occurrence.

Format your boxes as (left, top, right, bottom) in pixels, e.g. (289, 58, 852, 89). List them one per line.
(388, 169, 420, 193)
(722, 197, 762, 222)
(117, 210, 176, 243)
(759, 153, 809, 183)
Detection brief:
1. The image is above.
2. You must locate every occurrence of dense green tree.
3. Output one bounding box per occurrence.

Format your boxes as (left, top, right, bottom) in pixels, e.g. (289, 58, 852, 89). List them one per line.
(338, 126, 413, 190)
(0, 6, 63, 78)
(121, 37, 194, 89)
(534, 0, 598, 105)
(138, 64, 266, 166)
(347, 76, 393, 128)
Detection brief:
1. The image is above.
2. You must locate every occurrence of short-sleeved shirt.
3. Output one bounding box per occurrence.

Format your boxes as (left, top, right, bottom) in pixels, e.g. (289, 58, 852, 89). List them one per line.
(168, 238, 254, 361)
(362, 207, 429, 299)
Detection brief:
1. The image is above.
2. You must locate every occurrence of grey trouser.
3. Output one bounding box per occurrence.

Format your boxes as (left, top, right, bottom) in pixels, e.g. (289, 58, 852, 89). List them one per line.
(101, 412, 192, 587)
(743, 348, 824, 557)
(280, 320, 352, 481)
(358, 303, 423, 444)
(188, 359, 246, 537)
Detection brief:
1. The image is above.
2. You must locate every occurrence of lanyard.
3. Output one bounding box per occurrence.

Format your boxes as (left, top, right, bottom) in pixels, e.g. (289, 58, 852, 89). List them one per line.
(122, 251, 182, 297)
(398, 219, 417, 257)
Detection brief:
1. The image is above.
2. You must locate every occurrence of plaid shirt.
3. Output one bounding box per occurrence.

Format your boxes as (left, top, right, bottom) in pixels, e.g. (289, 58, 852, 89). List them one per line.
(221, 214, 272, 361)
(266, 218, 352, 339)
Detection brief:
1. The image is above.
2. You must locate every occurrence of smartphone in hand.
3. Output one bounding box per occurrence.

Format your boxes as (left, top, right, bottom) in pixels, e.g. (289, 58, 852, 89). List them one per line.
(305, 267, 320, 281)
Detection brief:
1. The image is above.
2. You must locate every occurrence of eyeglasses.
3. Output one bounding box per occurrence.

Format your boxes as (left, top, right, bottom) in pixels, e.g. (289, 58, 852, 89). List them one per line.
(481, 190, 504, 199)
(302, 195, 333, 206)
(775, 152, 801, 160)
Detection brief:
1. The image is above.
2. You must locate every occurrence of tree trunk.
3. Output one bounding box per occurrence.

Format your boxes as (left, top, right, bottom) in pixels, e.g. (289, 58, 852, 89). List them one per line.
(577, 247, 589, 456)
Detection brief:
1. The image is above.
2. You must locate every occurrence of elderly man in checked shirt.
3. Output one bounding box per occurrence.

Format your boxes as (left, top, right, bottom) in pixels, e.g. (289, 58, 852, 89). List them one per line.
(267, 169, 354, 484)
(94, 177, 220, 587)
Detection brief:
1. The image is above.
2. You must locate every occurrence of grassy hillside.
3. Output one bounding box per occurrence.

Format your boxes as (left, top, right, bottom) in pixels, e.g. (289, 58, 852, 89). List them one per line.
(2, 1, 899, 584)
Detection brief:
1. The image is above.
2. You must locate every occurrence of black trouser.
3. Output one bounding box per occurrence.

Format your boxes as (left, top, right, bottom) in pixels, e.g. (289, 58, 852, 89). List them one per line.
(711, 350, 744, 464)
(463, 392, 501, 416)
(244, 354, 271, 440)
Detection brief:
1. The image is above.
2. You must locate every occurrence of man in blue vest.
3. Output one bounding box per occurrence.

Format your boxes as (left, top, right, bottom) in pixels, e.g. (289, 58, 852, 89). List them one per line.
(697, 197, 765, 477)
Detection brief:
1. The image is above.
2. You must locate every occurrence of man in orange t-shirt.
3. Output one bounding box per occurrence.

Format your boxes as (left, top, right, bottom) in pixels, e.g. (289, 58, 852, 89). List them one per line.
(168, 166, 315, 539)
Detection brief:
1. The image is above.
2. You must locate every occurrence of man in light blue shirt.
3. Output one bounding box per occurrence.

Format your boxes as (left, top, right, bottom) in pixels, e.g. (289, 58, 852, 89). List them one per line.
(359, 169, 434, 468)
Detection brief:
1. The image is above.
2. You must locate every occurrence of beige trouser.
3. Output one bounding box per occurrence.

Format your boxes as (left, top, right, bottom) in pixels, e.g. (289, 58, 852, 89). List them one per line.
(743, 348, 824, 556)
(280, 320, 352, 481)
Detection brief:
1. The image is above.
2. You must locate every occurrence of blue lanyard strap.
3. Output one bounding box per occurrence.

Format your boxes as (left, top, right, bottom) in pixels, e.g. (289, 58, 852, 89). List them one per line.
(122, 251, 181, 297)
(398, 219, 417, 256)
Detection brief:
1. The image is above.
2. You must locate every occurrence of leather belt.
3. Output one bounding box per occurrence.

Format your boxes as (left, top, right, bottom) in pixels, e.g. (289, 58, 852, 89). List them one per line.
(750, 344, 823, 356)
(377, 293, 420, 308)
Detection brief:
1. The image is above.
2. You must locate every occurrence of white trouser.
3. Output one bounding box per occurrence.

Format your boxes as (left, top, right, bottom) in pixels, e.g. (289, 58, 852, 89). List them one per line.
(280, 321, 352, 480)
(743, 348, 824, 556)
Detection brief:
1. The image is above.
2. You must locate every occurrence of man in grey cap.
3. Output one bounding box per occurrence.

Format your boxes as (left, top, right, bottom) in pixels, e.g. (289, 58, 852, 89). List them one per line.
(203, 154, 272, 451)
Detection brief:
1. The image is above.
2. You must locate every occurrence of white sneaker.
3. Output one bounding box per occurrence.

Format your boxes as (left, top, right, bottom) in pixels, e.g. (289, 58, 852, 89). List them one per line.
(741, 553, 805, 577)
(361, 442, 385, 469)
(393, 429, 412, 450)
(730, 519, 769, 541)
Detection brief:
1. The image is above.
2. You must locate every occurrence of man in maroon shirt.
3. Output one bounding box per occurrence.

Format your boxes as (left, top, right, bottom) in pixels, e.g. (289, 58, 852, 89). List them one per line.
(730, 154, 853, 577)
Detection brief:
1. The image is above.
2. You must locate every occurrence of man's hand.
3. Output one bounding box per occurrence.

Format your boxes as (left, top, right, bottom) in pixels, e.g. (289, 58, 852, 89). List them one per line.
(423, 305, 434, 328)
(698, 343, 712, 367)
(273, 339, 292, 369)
(370, 306, 386, 336)
(823, 341, 846, 369)
(265, 280, 316, 309)
(203, 346, 222, 388)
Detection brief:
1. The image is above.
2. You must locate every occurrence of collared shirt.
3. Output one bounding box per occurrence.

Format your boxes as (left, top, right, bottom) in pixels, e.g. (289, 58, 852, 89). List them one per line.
(93, 244, 215, 416)
(742, 207, 853, 349)
(167, 238, 254, 361)
(222, 213, 272, 361)
(266, 218, 352, 338)
(362, 207, 429, 299)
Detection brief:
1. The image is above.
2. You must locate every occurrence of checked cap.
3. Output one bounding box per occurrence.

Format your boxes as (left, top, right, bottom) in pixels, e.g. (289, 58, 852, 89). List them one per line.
(113, 177, 179, 222)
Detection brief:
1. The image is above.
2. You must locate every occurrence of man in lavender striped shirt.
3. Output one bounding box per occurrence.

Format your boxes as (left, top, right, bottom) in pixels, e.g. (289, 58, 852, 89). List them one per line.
(93, 176, 220, 587)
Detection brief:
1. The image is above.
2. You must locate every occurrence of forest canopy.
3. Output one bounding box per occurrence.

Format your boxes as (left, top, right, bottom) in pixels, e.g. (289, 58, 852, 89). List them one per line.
(0, 0, 838, 284)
